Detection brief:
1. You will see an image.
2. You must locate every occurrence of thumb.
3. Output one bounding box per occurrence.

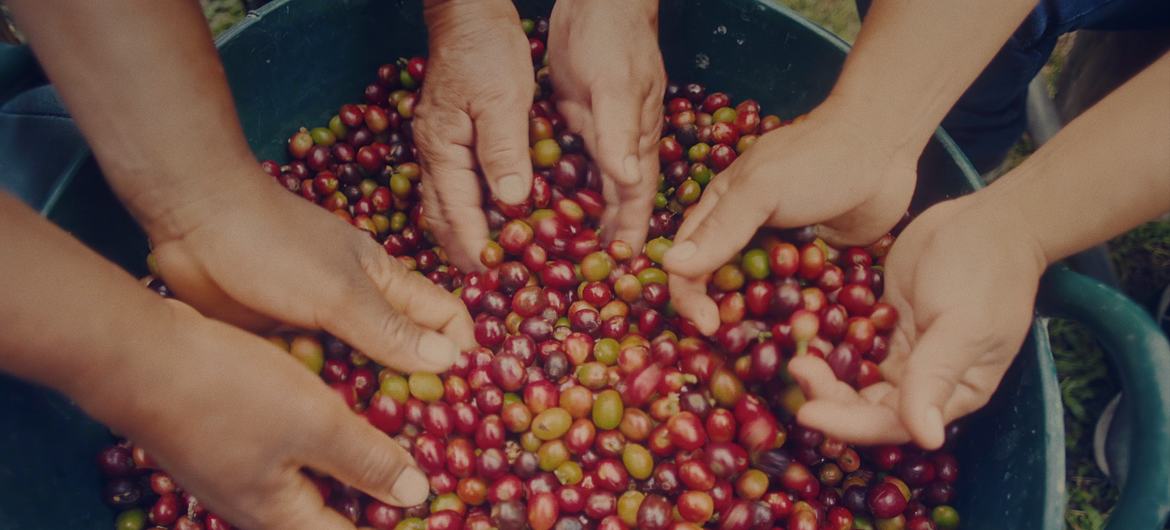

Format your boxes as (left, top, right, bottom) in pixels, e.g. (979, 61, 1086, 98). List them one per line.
(897, 315, 971, 449)
(329, 285, 459, 374)
(311, 406, 430, 507)
(254, 474, 358, 530)
(321, 253, 460, 373)
(472, 94, 534, 205)
(663, 176, 769, 279)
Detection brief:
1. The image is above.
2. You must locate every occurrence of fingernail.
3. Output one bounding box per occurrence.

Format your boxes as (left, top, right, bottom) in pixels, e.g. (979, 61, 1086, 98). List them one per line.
(390, 466, 429, 506)
(496, 174, 528, 205)
(418, 331, 458, 370)
(665, 241, 697, 263)
(924, 406, 945, 447)
(619, 155, 640, 185)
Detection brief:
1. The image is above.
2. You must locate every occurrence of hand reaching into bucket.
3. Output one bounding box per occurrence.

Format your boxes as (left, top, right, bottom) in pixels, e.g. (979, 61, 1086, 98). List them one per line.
(6, 0, 476, 374)
(146, 171, 477, 374)
(663, 109, 918, 335)
(660, 0, 1047, 336)
(413, 0, 536, 271)
(789, 54, 1170, 448)
(548, 0, 665, 252)
(788, 199, 1045, 448)
(0, 194, 435, 530)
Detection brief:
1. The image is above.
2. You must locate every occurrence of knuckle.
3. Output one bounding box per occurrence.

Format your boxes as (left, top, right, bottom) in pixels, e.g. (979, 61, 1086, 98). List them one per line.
(352, 444, 408, 489)
(355, 241, 406, 293)
(376, 310, 418, 348)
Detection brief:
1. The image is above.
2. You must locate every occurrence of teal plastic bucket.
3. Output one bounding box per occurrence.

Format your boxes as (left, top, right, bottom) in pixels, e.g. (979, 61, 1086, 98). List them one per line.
(0, 1, 1166, 528)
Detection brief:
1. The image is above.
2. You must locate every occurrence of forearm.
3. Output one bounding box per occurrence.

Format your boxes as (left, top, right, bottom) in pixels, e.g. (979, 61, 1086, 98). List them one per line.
(964, 53, 1170, 264)
(823, 0, 1039, 159)
(6, 0, 257, 240)
(0, 193, 171, 410)
(423, 0, 522, 31)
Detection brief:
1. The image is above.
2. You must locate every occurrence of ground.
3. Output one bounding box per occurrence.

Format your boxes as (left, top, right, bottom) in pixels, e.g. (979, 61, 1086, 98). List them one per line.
(196, 1, 1164, 528)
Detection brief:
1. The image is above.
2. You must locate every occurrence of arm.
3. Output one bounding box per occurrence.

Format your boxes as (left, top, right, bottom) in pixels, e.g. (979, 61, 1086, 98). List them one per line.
(826, 0, 1043, 161)
(972, 52, 1170, 263)
(0, 194, 429, 529)
(7, 0, 475, 369)
(664, 0, 1041, 334)
(5, 0, 251, 237)
(791, 53, 1170, 448)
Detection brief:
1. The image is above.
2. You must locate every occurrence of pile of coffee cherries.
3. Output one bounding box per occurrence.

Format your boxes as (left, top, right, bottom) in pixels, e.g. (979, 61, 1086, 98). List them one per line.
(98, 14, 962, 530)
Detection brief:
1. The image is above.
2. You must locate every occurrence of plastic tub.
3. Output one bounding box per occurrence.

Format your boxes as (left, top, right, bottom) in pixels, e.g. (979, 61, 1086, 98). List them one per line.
(0, 1, 1166, 528)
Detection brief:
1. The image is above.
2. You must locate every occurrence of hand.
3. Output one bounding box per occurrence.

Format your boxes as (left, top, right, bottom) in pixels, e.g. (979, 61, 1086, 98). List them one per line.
(413, 0, 534, 270)
(548, 0, 664, 251)
(149, 167, 475, 374)
(787, 197, 1047, 449)
(663, 106, 917, 334)
(86, 300, 430, 529)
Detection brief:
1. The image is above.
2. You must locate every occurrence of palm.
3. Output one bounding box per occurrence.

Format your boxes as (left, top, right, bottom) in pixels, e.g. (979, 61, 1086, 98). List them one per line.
(789, 200, 1045, 448)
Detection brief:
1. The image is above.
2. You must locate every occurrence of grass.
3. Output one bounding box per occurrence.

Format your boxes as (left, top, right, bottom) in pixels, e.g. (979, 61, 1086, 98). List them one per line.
(1050, 319, 1121, 529)
(198, 2, 1168, 527)
(201, 0, 246, 36)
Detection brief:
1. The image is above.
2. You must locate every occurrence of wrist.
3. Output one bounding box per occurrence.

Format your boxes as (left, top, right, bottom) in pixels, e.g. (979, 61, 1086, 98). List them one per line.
(556, 0, 658, 18)
(113, 159, 271, 244)
(47, 290, 179, 426)
(803, 100, 920, 191)
(67, 298, 195, 435)
(950, 188, 1050, 271)
(813, 91, 934, 171)
(424, 0, 520, 31)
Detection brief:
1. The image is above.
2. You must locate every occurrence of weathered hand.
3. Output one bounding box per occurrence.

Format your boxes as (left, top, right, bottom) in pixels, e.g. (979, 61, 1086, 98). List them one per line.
(150, 167, 475, 374)
(548, 0, 664, 251)
(413, 0, 535, 270)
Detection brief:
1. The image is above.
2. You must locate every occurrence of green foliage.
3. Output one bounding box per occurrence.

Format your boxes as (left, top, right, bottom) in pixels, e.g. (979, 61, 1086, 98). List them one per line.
(201, 0, 246, 37)
(1049, 318, 1120, 529)
(777, 0, 861, 42)
(1110, 219, 1170, 309)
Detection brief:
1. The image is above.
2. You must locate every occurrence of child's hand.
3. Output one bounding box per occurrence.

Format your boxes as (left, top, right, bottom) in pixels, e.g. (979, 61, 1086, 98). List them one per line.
(86, 300, 430, 529)
(548, 0, 664, 251)
(664, 108, 917, 335)
(788, 198, 1046, 448)
(413, 0, 534, 270)
(149, 167, 474, 374)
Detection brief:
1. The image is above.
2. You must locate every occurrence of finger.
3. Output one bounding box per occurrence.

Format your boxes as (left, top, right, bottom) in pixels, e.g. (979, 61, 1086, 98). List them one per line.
(604, 129, 658, 251)
(471, 92, 534, 205)
(668, 273, 718, 335)
(673, 175, 727, 242)
(788, 355, 912, 445)
(898, 315, 977, 449)
(591, 93, 645, 187)
(859, 381, 896, 404)
(556, 98, 593, 137)
(256, 471, 357, 530)
(152, 244, 276, 332)
(663, 175, 769, 278)
(356, 241, 477, 351)
(798, 399, 911, 445)
(310, 410, 430, 508)
(321, 267, 460, 373)
(787, 355, 863, 404)
(413, 111, 489, 271)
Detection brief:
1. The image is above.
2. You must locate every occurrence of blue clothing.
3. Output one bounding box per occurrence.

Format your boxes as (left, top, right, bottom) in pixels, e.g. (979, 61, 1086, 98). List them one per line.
(855, 0, 1170, 173)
